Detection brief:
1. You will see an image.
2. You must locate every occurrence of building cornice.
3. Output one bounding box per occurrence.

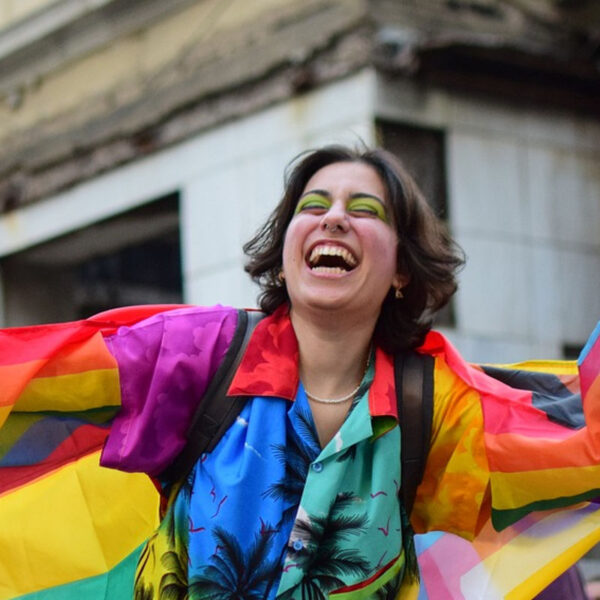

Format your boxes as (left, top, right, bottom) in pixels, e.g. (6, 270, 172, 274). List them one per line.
(0, 0, 199, 99)
(0, 0, 371, 212)
(2, 0, 599, 213)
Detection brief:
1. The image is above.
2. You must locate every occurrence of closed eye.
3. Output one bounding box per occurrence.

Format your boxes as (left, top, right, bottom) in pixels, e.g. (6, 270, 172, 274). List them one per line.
(294, 193, 331, 214)
(347, 197, 388, 222)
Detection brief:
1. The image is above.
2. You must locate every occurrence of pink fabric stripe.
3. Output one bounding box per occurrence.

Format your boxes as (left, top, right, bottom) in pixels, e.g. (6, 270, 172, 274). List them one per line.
(580, 324, 600, 401)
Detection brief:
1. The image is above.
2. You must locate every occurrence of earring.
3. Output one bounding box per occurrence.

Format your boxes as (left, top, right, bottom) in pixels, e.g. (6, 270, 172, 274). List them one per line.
(394, 287, 403, 299)
(278, 270, 285, 282)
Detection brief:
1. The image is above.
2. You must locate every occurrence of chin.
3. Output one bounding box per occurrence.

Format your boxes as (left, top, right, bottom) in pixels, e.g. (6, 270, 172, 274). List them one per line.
(296, 291, 365, 314)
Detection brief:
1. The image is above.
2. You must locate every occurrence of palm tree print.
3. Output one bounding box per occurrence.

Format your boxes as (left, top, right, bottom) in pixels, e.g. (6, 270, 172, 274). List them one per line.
(162, 466, 196, 546)
(189, 525, 281, 600)
(134, 482, 192, 600)
(263, 408, 319, 529)
(134, 531, 158, 599)
(278, 492, 370, 600)
(335, 446, 357, 463)
(156, 469, 196, 599)
(159, 548, 189, 600)
(134, 582, 155, 600)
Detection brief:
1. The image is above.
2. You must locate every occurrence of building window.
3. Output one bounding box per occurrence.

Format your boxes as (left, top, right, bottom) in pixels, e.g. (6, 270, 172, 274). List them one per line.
(376, 120, 448, 219)
(0, 193, 182, 326)
(376, 120, 454, 326)
(562, 343, 584, 361)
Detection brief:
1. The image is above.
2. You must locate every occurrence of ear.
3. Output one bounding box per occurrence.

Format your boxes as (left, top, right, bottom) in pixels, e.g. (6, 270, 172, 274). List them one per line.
(392, 272, 410, 290)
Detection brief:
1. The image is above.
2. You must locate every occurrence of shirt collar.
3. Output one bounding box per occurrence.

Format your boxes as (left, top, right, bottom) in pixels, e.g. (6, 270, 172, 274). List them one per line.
(228, 305, 399, 419)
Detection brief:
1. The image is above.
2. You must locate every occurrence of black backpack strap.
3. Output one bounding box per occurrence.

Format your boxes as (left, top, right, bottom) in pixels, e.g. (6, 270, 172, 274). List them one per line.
(395, 351, 434, 517)
(161, 309, 264, 484)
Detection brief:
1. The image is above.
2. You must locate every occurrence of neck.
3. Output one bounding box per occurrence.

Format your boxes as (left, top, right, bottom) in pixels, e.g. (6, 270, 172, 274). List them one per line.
(290, 306, 376, 400)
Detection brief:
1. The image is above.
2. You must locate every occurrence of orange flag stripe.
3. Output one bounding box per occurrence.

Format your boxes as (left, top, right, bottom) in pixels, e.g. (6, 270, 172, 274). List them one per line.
(484, 430, 600, 472)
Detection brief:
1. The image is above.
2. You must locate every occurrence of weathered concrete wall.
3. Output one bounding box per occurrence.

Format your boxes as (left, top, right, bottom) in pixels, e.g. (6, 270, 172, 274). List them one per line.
(0, 0, 598, 363)
(0, 0, 370, 211)
(377, 74, 600, 361)
(0, 0, 55, 30)
(0, 71, 376, 324)
(372, 0, 600, 51)
(3, 63, 598, 364)
(2, 0, 599, 215)
(1, 0, 291, 134)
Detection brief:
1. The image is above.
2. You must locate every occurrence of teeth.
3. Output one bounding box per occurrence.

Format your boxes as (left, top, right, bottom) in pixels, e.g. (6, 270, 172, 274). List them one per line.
(308, 245, 357, 267)
(312, 266, 346, 274)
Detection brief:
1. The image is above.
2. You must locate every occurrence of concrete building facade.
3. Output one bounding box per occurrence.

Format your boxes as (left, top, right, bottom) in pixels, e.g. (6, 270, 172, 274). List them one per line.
(0, 0, 599, 363)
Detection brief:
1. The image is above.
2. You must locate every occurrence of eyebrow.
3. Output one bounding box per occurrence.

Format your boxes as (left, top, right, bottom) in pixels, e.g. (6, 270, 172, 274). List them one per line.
(301, 189, 386, 206)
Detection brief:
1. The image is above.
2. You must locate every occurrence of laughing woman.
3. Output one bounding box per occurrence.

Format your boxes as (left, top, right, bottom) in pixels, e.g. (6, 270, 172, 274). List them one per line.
(1, 146, 600, 600)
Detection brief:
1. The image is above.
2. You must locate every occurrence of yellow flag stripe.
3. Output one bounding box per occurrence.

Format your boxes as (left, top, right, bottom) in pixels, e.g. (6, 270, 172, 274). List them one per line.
(0, 451, 159, 599)
(459, 505, 600, 599)
(491, 465, 600, 509)
(483, 360, 578, 375)
(506, 527, 600, 599)
(14, 369, 121, 412)
(0, 405, 11, 429)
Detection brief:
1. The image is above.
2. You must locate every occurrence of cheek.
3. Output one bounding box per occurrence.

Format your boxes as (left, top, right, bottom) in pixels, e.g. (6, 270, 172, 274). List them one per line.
(282, 223, 302, 269)
(369, 230, 399, 274)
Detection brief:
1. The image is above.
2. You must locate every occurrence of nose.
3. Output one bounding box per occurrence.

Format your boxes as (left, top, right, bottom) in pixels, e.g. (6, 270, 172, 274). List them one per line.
(320, 200, 348, 233)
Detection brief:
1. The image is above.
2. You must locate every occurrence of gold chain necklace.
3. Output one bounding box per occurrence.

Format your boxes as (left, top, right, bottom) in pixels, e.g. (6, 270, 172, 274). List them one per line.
(305, 382, 363, 404)
(304, 351, 371, 404)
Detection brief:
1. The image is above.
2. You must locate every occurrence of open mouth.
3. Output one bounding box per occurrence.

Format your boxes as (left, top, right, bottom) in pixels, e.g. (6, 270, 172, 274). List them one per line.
(307, 244, 358, 274)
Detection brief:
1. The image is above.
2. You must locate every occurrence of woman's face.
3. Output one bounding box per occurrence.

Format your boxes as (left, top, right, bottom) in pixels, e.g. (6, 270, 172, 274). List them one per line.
(282, 161, 405, 321)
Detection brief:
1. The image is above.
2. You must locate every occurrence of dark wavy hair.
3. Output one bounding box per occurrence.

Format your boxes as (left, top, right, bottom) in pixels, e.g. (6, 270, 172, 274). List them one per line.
(243, 145, 465, 353)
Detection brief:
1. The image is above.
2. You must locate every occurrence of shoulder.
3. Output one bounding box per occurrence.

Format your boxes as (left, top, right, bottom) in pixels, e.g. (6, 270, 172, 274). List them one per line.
(105, 304, 239, 363)
(105, 303, 239, 338)
(101, 305, 243, 475)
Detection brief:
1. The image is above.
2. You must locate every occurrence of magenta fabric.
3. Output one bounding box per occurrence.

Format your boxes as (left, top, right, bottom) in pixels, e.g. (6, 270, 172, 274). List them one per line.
(100, 305, 238, 475)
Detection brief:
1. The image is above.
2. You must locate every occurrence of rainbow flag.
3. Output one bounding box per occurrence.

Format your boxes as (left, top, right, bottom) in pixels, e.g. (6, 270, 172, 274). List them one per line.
(1, 310, 599, 599)
(416, 502, 600, 599)
(0, 307, 178, 599)
(414, 321, 600, 599)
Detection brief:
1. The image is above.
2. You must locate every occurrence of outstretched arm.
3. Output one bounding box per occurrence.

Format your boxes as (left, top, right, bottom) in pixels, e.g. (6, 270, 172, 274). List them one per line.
(412, 322, 600, 537)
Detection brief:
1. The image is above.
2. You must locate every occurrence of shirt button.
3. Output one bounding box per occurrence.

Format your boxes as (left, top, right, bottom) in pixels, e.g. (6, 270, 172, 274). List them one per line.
(292, 539, 304, 551)
(312, 462, 323, 473)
